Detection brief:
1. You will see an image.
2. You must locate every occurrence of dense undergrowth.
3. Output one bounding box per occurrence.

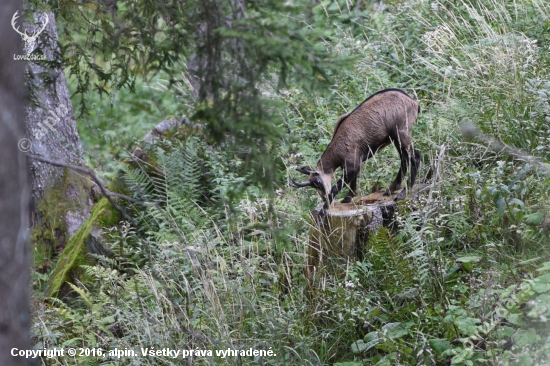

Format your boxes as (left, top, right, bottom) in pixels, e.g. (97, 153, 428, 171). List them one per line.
(33, 0, 550, 365)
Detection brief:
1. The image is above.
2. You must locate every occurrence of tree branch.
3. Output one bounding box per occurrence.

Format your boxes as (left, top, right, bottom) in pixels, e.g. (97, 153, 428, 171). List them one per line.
(28, 154, 159, 223)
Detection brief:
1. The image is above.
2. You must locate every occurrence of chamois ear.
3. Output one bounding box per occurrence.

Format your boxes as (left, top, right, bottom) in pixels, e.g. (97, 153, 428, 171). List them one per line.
(296, 166, 314, 175)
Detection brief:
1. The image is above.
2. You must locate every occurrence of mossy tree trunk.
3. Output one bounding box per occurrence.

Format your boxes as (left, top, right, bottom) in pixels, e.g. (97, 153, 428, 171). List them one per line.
(0, 0, 32, 364)
(23, 6, 94, 269)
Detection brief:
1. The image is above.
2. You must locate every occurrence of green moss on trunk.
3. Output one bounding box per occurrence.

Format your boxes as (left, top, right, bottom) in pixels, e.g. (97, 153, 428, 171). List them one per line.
(47, 198, 119, 297)
(33, 170, 93, 270)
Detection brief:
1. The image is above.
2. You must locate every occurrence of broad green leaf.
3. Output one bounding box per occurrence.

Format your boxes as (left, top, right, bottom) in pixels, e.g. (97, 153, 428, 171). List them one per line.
(382, 322, 411, 339)
(351, 339, 367, 355)
(351, 337, 379, 355)
(327, 2, 340, 11)
(444, 265, 460, 278)
(508, 198, 524, 208)
(513, 329, 540, 347)
(451, 347, 474, 364)
(456, 256, 481, 263)
(524, 212, 544, 225)
(456, 256, 481, 273)
(518, 257, 541, 266)
(536, 261, 550, 272)
(500, 284, 517, 299)
(99, 315, 116, 325)
(515, 354, 534, 366)
(497, 197, 505, 215)
(455, 317, 480, 335)
(530, 275, 550, 294)
(496, 326, 515, 339)
(429, 338, 452, 354)
(506, 313, 525, 326)
(364, 331, 379, 342)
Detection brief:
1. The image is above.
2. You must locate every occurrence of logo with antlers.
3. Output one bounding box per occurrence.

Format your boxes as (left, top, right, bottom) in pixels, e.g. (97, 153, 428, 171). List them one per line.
(11, 11, 48, 54)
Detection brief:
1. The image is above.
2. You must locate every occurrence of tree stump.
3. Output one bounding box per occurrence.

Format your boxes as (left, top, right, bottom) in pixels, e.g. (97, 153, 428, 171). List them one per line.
(306, 191, 399, 281)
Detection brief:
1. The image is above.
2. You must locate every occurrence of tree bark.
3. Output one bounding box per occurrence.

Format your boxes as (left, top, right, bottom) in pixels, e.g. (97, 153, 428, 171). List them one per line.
(0, 1, 32, 364)
(22, 6, 93, 266)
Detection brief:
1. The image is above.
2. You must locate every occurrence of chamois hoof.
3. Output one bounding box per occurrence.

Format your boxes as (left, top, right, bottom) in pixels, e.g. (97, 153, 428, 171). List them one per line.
(341, 196, 352, 203)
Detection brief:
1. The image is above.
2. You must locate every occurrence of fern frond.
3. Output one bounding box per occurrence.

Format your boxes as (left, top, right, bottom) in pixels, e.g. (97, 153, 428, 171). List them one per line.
(67, 283, 93, 308)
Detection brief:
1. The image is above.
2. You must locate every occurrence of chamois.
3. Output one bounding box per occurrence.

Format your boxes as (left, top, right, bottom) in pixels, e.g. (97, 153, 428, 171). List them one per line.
(291, 89, 421, 217)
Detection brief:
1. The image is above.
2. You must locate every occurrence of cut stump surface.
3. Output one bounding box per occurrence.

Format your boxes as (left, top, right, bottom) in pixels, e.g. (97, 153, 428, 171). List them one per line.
(307, 185, 430, 281)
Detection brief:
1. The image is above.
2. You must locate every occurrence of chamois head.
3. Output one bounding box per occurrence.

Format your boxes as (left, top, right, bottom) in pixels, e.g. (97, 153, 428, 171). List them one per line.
(290, 167, 333, 201)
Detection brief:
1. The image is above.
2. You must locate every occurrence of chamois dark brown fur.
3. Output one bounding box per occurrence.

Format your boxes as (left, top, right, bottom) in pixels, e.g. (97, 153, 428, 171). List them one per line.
(291, 89, 421, 217)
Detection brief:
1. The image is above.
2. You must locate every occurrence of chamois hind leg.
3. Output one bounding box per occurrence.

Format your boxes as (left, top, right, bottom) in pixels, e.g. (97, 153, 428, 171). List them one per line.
(385, 138, 411, 197)
(394, 147, 421, 199)
(408, 148, 421, 189)
(395, 148, 420, 201)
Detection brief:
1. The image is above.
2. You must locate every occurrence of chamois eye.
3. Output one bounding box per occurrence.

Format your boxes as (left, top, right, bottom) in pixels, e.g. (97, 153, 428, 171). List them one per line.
(312, 178, 324, 190)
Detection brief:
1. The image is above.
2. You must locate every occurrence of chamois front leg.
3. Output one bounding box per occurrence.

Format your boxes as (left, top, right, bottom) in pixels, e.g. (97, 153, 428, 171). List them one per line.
(318, 180, 342, 218)
(313, 181, 339, 224)
(341, 171, 357, 203)
(329, 168, 357, 204)
(316, 172, 350, 223)
(328, 179, 344, 204)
